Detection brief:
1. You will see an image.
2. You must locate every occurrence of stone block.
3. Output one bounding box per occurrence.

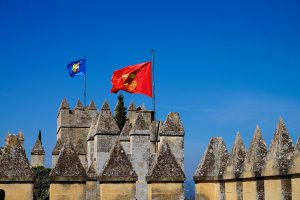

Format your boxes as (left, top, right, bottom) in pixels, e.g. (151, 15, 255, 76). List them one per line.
(0, 183, 33, 200)
(148, 183, 184, 200)
(50, 183, 86, 200)
(99, 183, 136, 200)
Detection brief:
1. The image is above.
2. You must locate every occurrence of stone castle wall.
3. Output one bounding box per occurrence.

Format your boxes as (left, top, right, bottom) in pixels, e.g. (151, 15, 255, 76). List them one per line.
(193, 119, 300, 200)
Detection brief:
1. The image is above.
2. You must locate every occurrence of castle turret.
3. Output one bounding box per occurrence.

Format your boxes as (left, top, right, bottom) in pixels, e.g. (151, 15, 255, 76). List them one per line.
(159, 112, 185, 170)
(99, 141, 137, 199)
(130, 113, 150, 200)
(31, 135, 45, 167)
(146, 142, 185, 199)
(93, 101, 120, 173)
(49, 141, 87, 200)
(57, 98, 98, 152)
(0, 134, 35, 200)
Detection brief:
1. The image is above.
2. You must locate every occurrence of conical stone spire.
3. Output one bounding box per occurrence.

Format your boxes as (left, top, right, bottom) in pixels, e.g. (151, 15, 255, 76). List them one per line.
(88, 100, 97, 110)
(0, 135, 35, 181)
(101, 100, 110, 110)
(194, 137, 228, 181)
(75, 99, 83, 110)
(247, 125, 267, 176)
(99, 141, 137, 182)
(227, 132, 246, 178)
(50, 141, 87, 181)
(160, 112, 184, 136)
(31, 138, 45, 155)
(128, 101, 136, 111)
(146, 142, 185, 182)
(52, 138, 63, 155)
(132, 113, 148, 130)
(59, 98, 70, 110)
(87, 160, 97, 180)
(119, 120, 132, 141)
(95, 101, 120, 134)
(268, 117, 294, 174)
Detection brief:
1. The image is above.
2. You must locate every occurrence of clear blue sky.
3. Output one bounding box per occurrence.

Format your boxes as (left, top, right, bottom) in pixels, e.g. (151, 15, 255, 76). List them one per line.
(1, 0, 300, 180)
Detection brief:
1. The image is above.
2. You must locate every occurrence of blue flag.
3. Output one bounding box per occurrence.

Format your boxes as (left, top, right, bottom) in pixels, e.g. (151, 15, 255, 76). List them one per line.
(67, 58, 86, 77)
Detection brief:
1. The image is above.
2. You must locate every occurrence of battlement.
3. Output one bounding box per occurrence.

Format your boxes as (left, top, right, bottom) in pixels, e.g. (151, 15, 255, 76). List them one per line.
(194, 118, 300, 200)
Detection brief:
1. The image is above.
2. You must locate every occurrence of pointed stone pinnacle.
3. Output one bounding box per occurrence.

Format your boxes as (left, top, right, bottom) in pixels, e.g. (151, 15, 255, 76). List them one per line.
(227, 132, 246, 178)
(146, 142, 185, 182)
(194, 137, 228, 181)
(128, 101, 136, 111)
(101, 100, 110, 110)
(120, 120, 132, 141)
(133, 113, 148, 130)
(99, 141, 137, 182)
(59, 98, 70, 110)
(96, 103, 120, 134)
(88, 100, 97, 110)
(161, 112, 184, 133)
(268, 117, 294, 174)
(87, 160, 97, 180)
(141, 103, 146, 111)
(50, 141, 87, 181)
(52, 138, 63, 155)
(247, 126, 267, 176)
(75, 99, 83, 110)
(31, 138, 45, 155)
(0, 135, 35, 182)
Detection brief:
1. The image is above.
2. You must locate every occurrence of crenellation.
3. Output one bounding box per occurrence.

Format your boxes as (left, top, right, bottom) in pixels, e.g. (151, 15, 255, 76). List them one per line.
(265, 117, 294, 176)
(225, 132, 246, 179)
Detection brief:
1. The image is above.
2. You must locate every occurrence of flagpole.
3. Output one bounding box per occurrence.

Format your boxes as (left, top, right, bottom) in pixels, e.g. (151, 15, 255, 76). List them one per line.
(84, 56, 87, 107)
(151, 49, 158, 152)
(151, 50, 156, 122)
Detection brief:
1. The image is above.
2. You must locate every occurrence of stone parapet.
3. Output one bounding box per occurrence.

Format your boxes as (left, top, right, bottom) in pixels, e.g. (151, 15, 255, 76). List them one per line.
(194, 118, 300, 200)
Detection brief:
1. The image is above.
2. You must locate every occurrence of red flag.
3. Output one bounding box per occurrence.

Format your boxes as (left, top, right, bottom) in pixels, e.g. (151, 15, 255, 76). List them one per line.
(111, 61, 152, 97)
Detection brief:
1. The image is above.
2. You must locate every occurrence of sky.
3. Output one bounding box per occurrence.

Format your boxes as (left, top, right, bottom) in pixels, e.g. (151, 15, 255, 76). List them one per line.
(0, 0, 300, 180)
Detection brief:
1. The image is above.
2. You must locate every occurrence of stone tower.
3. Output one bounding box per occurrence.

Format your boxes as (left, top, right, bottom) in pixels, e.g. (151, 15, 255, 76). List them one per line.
(31, 134, 45, 167)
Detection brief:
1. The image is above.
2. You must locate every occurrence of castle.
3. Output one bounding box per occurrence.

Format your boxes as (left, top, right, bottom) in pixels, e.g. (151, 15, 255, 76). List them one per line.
(1, 98, 300, 200)
(0, 98, 185, 200)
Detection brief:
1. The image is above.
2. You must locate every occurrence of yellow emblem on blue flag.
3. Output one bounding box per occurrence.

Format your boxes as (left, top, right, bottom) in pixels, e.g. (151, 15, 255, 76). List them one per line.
(67, 58, 86, 77)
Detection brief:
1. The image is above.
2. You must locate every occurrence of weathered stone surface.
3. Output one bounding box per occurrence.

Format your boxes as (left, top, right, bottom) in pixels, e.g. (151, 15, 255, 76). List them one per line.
(150, 121, 161, 142)
(95, 101, 120, 134)
(59, 98, 70, 110)
(50, 141, 87, 182)
(267, 117, 294, 174)
(75, 139, 87, 155)
(74, 99, 83, 110)
(31, 138, 45, 155)
(128, 101, 136, 111)
(0, 134, 35, 182)
(247, 125, 267, 176)
(119, 120, 132, 141)
(194, 137, 228, 181)
(86, 160, 97, 181)
(52, 138, 63, 155)
(227, 132, 246, 178)
(295, 136, 300, 156)
(160, 112, 184, 136)
(146, 142, 185, 182)
(99, 141, 137, 182)
(132, 113, 148, 131)
(88, 100, 97, 110)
